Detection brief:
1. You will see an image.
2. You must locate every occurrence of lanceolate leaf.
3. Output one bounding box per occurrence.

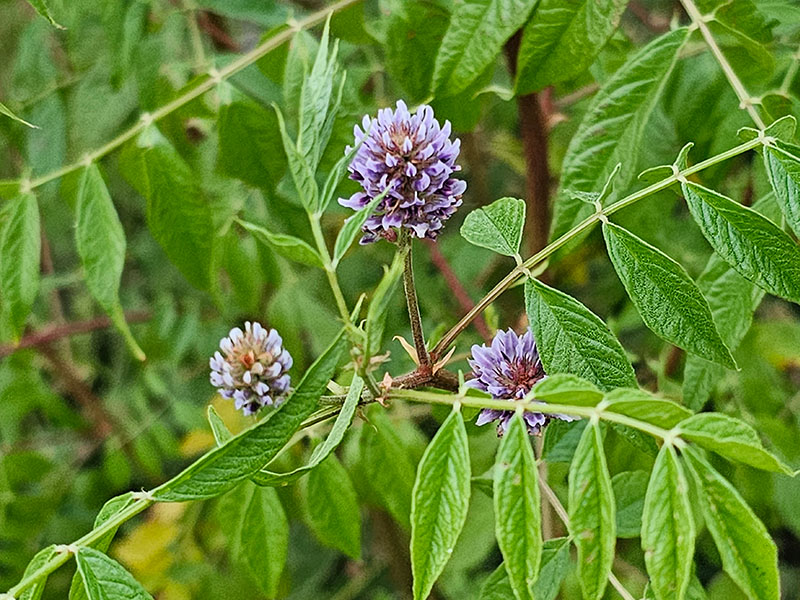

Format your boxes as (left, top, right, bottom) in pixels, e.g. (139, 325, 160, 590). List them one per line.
(432, 0, 539, 96)
(124, 129, 214, 291)
(364, 253, 403, 360)
(69, 493, 140, 600)
(493, 413, 541, 600)
(684, 448, 780, 600)
(682, 251, 764, 410)
(25, 0, 64, 28)
(602, 222, 736, 368)
(763, 142, 800, 236)
(479, 539, 570, 600)
(640, 445, 695, 600)
(239, 220, 324, 268)
(530, 373, 604, 407)
(460, 197, 526, 257)
(516, 0, 629, 94)
(552, 27, 690, 238)
(682, 181, 800, 305)
(274, 105, 319, 212)
(220, 482, 288, 597)
(0, 192, 40, 340)
(525, 278, 637, 390)
(603, 388, 693, 429)
(305, 454, 362, 559)
(568, 422, 615, 600)
(0, 100, 38, 128)
(253, 375, 363, 486)
(333, 189, 389, 267)
(677, 413, 793, 475)
(410, 408, 471, 600)
(75, 165, 144, 360)
(19, 545, 57, 600)
(359, 404, 417, 528)
(151, 330, 347, 501)
(76, 547, 153, 600)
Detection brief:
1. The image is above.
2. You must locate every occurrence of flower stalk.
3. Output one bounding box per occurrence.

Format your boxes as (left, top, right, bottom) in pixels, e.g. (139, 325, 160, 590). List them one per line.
(400, 231, 430, 368)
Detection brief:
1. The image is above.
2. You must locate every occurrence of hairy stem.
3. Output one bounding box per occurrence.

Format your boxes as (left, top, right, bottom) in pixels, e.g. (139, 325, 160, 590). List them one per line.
(679, 0, 766, 128)
(400, 232, 430, 367)
(388, 388, 672, 439)
(429, 136, 764, 359)
(17, 0, 362, 191)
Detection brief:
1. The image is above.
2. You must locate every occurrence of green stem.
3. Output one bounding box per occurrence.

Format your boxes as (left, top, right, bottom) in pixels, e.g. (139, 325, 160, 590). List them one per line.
(429, 136, 764, 359)
(679, 0, 766, 129)
(399, 232, 430, 366)
(388, 389, 672, 440)
(309, 217, 353, 327)
(17, 0, 363, 191)
(6, 498, 153, 598)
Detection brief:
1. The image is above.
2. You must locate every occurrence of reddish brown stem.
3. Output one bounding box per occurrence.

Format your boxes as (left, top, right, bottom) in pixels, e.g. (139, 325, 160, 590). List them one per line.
(0, 311, 151, 358)
(504, 32, 552, 256)
(425, 240, 492, 344)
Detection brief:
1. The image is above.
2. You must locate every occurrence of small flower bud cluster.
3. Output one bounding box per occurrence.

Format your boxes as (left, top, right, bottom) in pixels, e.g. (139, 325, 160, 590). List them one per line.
(210, 322, 292, 416)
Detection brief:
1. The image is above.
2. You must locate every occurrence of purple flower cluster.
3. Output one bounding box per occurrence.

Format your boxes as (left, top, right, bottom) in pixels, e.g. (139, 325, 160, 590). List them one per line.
(467, 329, 576, 436)
(209, 322, 292, 416)
(339, 100, 466, 243)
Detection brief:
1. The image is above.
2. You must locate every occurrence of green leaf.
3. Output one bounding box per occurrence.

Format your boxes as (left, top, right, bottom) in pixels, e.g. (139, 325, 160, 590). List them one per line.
(0, 100, 38, 128)
(641, 445, 695, 600)
(603, 388, 693, 429)
(298, 18, 340, 169)
(25, 0, 64, 28)
(0, 193, 40, 340)
(19, 545, 57, 600)
(364, 253, 403, 360)
(533, 537, 571, 600)
(516, 0, 629, 94)
(432, 0, 539, 96)
(319, 137, 361, 215)
(612, 471, 648, 538)
(359, 404, 417, 528)
(530, 373, 603, 407)
(682, 181, 800, 305)
(123, 129, 214, 291)
(763, 142, 800, 237)
(221, 482, 288, 597)
(493, 413, 541, 600)
(384, 0, 450, 102)
(76, 547, 153, 600)
(207, 406, 233, 445)
(217, 96, 285, 191)
(552, 27, 690, 238)
(253, 375, 363, 486)
(682, 250, 764, 410)
(542, 419, 587, 463)
(274, 105, 319, 212)
(684, 448, 779, 600)
(479, 539, 570, 600)
(305, 454, 362, 559)
(410, 407, 471, 600)
(332, 188, 390, 267)
(151, 330, 347, 501)
(460, 197, 526, 257)
(239, 220, 324, 268)
(75, 165, 144, 361)
(677, 413, 793, 475)
(524, 278, 637, 390)
(602, 222, 736, 368)
(568, 422, 615, 600)
(69, 493, 138, 600)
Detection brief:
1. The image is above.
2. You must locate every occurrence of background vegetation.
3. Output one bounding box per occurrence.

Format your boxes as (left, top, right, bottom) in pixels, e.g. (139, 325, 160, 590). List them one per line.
(1, 0, 800, 599)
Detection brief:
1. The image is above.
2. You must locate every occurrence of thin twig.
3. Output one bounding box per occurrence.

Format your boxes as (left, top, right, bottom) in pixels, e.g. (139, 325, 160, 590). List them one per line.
(424, 240, 492, 343)
(680, 0, 766, 128)
(0, 311, 151, 358)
